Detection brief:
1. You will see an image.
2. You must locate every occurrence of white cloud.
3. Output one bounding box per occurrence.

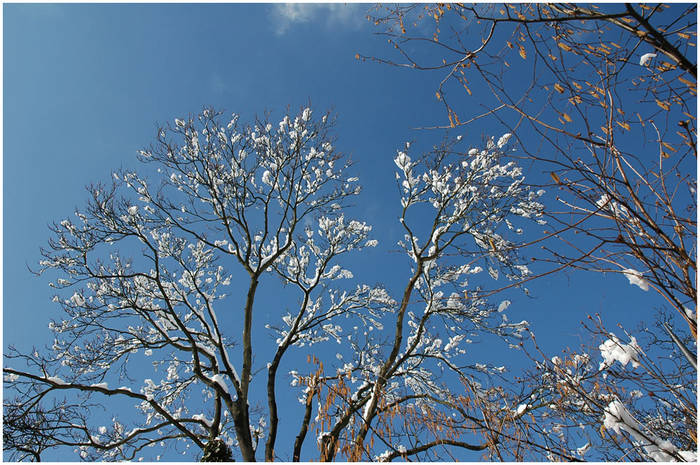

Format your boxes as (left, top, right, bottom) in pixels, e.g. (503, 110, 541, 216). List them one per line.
(271, 3, 367, 35)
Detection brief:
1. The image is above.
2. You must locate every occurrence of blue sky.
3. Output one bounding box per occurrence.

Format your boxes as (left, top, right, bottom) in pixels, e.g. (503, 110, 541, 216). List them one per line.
(3, 3, 666, 461)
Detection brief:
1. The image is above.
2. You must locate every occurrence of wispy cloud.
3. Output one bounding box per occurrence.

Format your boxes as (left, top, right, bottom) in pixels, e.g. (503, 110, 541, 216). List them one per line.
(271, 3, 367, 35)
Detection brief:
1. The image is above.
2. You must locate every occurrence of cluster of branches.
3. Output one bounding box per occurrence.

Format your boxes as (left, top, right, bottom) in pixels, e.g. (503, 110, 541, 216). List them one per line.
(4, 107, 549, 461)
(3, 3, 696, 462)
(365, 2, 696, 461)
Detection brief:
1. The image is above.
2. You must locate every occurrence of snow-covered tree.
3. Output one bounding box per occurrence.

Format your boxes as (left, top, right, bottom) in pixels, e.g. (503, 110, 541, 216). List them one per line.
(498, 313, 696, 462)
(367, 2, 696, 333)
(365, 3, 696, 461)
(4, 106, 548, 461)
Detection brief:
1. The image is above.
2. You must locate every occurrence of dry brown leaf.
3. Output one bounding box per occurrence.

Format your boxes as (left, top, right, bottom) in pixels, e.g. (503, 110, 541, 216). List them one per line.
(662, 141, 677, 152)
(678, 76, 696, 87)
(656, 99, 671, 111)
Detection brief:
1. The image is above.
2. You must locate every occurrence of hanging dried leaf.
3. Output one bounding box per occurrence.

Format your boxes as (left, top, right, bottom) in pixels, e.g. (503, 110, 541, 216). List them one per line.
(661, 141, 677, 152)
(678, 76, 696, 87)
(558, 42, 572, 52)
(519, 44, 527, 59)
(656, 99, 671, 111)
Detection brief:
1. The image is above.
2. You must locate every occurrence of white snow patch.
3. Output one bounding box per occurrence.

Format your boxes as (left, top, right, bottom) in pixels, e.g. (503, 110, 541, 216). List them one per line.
(639, 53, 657, 66)
(603, 399, 690, 461)
(211, 374, 230, 394)
(192, 413, 213, 428)
(576, 442, 591, 457)
(599, 333, 641, 370)
(513, 403, 528, 418)
(622, 268, 649, 291)
(497, 300, 511, 312)
(497, 133, 512, 148)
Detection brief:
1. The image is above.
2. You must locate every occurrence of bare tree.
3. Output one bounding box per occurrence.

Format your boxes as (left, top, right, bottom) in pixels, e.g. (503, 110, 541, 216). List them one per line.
(364, 2, 697, 461)
(512, 313, 696, 461)
(365, 2, 696, 331)
(310, 134, 546, 461)
(4, 107, 548, 461)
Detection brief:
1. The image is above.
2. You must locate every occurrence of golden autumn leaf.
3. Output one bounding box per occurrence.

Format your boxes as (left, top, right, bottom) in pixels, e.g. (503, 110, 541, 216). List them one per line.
(506, 41, 513, 49)
(662, 141, 677, 152)
(563, 113, 572, 122)
(616, 121, 631, 131)
(519, 44, 527, 59)
(678, 76, 696, 87)
(558, 42, 572, 52)
(656, 99, 671, 111)
(550, 172, 561, 184)
(554, 83, 565, 93)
